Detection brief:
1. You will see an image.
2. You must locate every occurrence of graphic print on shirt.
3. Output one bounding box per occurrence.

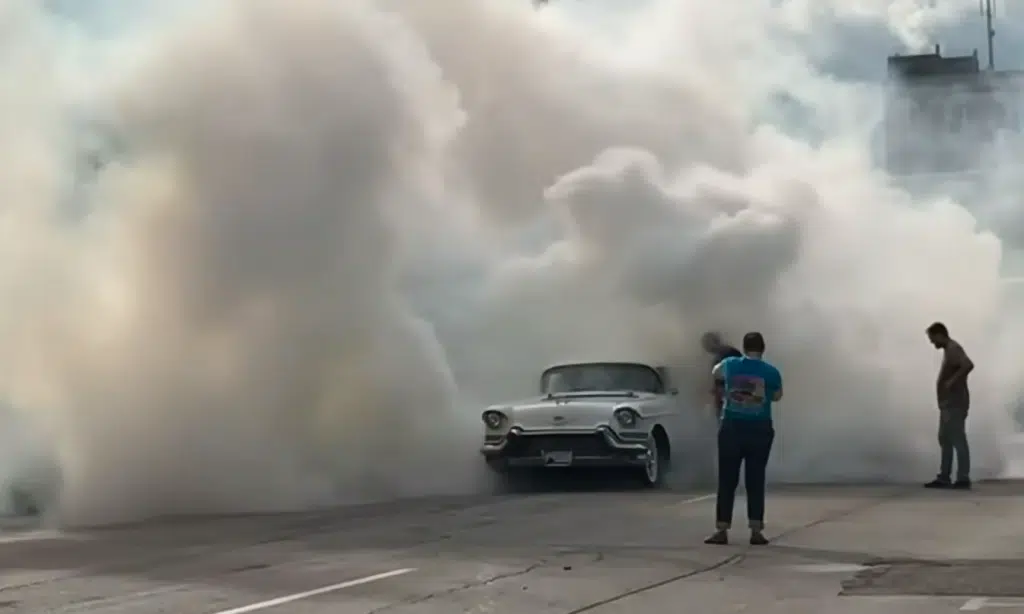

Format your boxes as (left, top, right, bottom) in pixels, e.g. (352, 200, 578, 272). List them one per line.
(727, 374, 767, 413)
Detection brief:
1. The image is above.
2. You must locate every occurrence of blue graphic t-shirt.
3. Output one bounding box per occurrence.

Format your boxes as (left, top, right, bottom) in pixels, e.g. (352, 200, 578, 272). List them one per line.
(718, 356, 782, 422)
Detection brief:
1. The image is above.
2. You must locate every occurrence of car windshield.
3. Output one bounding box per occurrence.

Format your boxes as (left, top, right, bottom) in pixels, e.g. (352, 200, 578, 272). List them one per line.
(540, 363, 663, 395)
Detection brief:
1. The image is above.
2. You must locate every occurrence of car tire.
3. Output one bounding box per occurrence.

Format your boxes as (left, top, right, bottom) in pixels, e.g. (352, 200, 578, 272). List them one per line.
(486, 459, 532, 493)
(8, 485, 41, 516)
(493, 471, 533, 494)
(485, 457, 509, 475)
(637, 433, 665, 488)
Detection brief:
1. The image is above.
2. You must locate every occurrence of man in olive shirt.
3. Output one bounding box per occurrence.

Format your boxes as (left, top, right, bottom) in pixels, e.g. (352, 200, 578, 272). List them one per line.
(924, 322, 974, 490)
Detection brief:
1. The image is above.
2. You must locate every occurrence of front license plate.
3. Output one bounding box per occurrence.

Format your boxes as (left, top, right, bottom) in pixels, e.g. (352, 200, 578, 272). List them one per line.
(543, 451, 573, 467)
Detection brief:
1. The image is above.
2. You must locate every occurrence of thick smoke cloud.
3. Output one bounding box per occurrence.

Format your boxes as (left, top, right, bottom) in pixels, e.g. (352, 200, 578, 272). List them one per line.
(0, 0, 1018, 525)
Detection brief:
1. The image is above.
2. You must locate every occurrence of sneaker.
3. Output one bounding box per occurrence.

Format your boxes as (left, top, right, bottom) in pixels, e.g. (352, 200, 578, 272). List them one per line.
(924, 478, 951, 489)
(749, 531, 769, 546)
(704, 530, 728, 545)
(951, 479, 972, 490)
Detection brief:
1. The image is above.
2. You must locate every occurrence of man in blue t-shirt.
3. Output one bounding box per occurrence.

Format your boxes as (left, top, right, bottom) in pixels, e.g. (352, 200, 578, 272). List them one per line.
(704, 331, 783, 546)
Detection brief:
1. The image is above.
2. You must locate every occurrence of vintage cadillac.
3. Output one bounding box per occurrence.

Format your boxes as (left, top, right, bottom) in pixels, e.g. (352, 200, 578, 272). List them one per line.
(480, 361, 685, 487)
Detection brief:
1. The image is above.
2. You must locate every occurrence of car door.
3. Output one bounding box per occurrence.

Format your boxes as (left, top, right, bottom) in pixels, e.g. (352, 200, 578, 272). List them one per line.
(654, 366, 686, 435)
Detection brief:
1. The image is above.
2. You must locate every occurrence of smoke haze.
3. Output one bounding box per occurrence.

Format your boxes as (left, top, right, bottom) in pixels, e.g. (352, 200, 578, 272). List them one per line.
(0, 0, 1019, 525)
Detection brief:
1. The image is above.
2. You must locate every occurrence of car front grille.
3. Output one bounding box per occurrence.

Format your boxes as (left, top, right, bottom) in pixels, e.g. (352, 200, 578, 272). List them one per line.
(504, 433, 612, 458)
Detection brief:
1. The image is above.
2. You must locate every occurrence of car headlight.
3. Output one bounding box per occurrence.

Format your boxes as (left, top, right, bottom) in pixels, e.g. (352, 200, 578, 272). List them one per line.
(482, 410, 507, 429)
(614, 408, 639, 428)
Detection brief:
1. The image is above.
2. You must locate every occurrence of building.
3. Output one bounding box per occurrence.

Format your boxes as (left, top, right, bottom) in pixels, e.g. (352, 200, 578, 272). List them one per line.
(884, 46, 1023, 176)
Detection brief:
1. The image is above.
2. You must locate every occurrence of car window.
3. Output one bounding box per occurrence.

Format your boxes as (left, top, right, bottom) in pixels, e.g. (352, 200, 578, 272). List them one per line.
(541, 363, 663, 394)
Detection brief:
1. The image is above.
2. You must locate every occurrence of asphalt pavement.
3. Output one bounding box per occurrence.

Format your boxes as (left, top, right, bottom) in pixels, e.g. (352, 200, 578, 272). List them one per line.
(0, 477, 1022, 614)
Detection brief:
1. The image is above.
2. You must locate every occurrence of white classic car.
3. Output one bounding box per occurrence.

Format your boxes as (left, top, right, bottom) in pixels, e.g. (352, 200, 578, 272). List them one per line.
(480, 361, 685, 487)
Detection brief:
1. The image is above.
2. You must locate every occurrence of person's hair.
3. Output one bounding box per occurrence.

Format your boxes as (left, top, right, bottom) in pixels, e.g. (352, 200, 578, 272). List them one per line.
(742, 331, 766, 354)
(701, 331, 722, 347)
(926, 322, 949, 337)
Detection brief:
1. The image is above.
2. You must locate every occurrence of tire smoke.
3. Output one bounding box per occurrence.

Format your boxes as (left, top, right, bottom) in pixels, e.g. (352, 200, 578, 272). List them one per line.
(0, 0, 1017, 525)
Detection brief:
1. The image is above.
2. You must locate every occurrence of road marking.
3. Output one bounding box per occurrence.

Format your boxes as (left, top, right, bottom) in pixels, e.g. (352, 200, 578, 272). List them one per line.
(678, 494, 715, 506)
(961, 598, 1024, 611)
(786, 563, 869, 574)
(0, 530, 81, 543)
(211, 568, 416, 614)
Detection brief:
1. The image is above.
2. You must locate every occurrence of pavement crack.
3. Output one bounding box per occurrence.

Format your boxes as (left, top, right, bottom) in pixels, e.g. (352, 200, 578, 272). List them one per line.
(366, 560, 548, 613)
(771, 487, 915, 542)
(563, 553, 744, 614)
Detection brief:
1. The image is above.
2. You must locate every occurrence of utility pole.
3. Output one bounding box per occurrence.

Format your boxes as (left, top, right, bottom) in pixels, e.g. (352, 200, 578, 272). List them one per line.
(982, 0, 996, 69)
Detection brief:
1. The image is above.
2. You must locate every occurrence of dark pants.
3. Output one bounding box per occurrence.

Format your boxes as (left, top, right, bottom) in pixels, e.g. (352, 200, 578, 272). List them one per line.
(938, 409, 970, 482)
(716, 420, 775, 530)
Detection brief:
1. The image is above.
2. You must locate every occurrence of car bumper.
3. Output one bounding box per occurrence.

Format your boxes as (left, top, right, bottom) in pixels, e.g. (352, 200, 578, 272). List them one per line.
(481, 426, 651, 468)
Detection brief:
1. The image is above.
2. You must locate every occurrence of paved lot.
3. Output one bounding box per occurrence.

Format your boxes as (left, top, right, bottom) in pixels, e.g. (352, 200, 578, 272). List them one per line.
(0, 479, 1022, 613)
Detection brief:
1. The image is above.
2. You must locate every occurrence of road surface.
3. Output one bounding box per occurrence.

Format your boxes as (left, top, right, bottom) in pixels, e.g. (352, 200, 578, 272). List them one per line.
(0, 479, 1022, 613)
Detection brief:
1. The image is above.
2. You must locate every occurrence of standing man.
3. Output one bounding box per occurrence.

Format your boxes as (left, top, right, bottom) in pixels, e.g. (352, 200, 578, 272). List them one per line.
(924, 322, 974, 490)
(704, 332, 782, 546)
(701, 332, 742, 414)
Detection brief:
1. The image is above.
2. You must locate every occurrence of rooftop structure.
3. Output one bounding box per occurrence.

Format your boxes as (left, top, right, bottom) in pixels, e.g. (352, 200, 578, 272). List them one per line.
(884, 45, 1022, 176)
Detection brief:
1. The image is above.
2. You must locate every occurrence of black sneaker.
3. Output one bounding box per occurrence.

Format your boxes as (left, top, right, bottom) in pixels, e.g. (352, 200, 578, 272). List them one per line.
(750, 531, 769, 546)
(951, 479, 972, 490)
(704, 530, 728, 545)
(924, 479, 951, 489)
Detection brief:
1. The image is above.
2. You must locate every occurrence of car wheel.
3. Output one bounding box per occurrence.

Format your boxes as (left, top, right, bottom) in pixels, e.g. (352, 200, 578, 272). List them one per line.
(485, 458, 509, 475)
(637, 434, 664, 488)
(486, 459, 532, 493)
(493, 470, 533, 494)
(8, 485, 41, 516)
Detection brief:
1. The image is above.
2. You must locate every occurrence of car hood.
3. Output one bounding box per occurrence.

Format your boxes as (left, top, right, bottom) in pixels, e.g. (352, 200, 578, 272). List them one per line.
(490, 392, 656, 430)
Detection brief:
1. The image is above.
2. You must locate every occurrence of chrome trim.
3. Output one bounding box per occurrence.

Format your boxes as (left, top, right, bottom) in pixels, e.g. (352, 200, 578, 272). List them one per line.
(503, 456, 648, 468)
(480, 425, 649, 454)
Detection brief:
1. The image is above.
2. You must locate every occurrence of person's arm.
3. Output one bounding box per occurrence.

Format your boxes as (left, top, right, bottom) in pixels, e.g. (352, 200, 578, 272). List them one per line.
(710, 360, 726, 408)
(772, 370, 783, 402)
(942, 343, 974, 388)
(711, 360, 726, 383)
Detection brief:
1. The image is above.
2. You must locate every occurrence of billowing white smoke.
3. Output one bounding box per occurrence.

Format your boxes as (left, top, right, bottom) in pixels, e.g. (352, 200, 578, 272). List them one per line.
(0, 0, 478, 525)
(0, 0, 1016, 525)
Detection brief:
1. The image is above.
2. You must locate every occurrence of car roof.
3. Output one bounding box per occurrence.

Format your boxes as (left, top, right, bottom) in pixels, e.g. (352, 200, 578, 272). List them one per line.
(542, 360, 659, 371)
